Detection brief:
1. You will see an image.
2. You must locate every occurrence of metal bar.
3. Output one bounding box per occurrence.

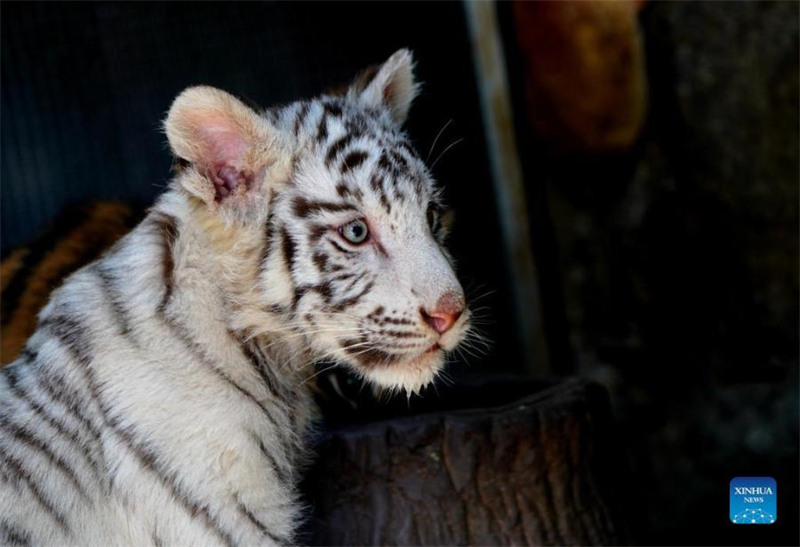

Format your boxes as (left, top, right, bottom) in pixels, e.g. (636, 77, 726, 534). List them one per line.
(463, 0, 551, 376)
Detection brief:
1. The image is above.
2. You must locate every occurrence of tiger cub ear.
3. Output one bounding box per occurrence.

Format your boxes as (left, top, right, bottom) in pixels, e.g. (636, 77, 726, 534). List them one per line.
(164, 86, 278, 208)
(350, 48, 419, 125)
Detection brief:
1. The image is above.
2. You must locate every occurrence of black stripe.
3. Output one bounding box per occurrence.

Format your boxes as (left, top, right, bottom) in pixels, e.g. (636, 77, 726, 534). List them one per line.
(234, 335, 304, 443)
(231, 331, 291, 412)
(335, 182, 350, 198)
(260, 192, 278, 276)
(340, 150, 369, 173)
(280, 227, 296, 275)
(261, 220, 275, 270)
(0, 520, 31, 546)
(237, 501, 286, 545)
(150, 213, 179, 313)
(370, 172, 384, 194)
(307, 223, 328, 246)
(292, 102, 310, 136)
(370, 171, 394, 214)
(292, 282, 334, 308)
(377, 316, 415, 326)
(322, 101, 343, 118)
(334, 182, 364, 203)
(2, 363, 21, 389)
(158, 314, 293, 462)
(369, 170, 393, 213)
(311, 252, 329, 272)
(330, 240, 353, 254)
(162, 318, 279, 420)
(35, 371, 104, 451)
(291, 197, 357, 219)
(4, 370, 101, 477)
(263, 303, 289, 315)
(341, 271, 366, 294)
(0, 462, 12, 483)
(252, 432, 291, 488)
(44, 312, 237, 546)
(379, 191, 392, 214)
(17, 347, 36, 364)
(94, 265, 136, 343)
(329, 272, 356, 283)
(345, 112, 368, 136)
(0, 444, 70, 533)
(377, 152, 397, 176)
(2, 418, 90, 501)
(325, 134, 355, 166)
(397, 139, 416, 157)
(376, 329, 425, 339)
(331, 280, 374, 313)
(263, 108, 280, 125)
(111, 416, 237, 547)
(390, 150, 410, 171)
(39, 315, 98, 395)
(316, 112, 328, 144)
(341, 339, 401, 368)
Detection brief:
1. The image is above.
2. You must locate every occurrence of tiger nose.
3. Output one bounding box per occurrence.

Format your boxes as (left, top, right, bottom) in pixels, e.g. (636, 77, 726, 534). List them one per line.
(420, 291, 465, 334)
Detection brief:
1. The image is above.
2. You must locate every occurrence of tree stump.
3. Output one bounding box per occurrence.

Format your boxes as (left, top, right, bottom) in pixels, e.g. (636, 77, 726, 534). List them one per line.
(302, 376, 633, 545)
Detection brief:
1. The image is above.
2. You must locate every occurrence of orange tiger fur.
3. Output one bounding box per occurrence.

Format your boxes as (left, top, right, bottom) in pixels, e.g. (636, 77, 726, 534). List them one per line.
(1, 202, 141, 365)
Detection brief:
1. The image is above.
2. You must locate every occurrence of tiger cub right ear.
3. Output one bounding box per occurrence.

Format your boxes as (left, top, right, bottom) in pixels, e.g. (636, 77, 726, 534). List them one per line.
(164, 86, 280, 208)
(349, 49, 419, 126)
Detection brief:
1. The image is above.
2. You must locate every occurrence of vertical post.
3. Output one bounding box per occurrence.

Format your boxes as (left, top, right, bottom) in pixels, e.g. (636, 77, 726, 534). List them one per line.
(463, 0, 551, 376)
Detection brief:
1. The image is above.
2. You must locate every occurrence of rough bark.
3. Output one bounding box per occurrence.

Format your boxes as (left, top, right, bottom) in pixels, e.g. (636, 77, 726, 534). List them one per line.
(303, 377, 632, 546)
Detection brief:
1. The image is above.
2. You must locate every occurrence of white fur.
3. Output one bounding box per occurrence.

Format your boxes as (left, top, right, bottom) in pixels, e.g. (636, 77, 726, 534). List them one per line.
(0, 49, 470, 545)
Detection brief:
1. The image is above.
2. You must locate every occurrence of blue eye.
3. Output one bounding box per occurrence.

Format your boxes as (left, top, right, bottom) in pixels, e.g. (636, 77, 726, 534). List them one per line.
(340, 219, 369, 244)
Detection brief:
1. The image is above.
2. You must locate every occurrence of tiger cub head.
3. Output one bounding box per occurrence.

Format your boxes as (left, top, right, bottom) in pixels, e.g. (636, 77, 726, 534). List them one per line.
(164, 49, 470, 393)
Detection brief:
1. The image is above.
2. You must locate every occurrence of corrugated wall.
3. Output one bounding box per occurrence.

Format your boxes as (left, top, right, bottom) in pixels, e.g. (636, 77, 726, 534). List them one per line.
(1, 1, 526, 373)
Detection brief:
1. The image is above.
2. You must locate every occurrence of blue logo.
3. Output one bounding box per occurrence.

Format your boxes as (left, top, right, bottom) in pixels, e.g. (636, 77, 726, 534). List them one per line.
(730, 477, 776, 524)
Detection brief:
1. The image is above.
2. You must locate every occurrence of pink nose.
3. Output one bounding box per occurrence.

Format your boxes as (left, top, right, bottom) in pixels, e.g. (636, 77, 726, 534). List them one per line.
(421, 291, 465, 334)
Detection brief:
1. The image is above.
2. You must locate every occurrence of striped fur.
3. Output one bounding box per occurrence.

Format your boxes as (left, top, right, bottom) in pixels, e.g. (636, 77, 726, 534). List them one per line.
(1, 202, 143, 366)
(0, 49, 470, 545)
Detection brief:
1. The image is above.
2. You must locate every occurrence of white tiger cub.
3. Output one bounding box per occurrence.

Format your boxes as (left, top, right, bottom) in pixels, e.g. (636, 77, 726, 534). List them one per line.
(0, 49, 470, 545)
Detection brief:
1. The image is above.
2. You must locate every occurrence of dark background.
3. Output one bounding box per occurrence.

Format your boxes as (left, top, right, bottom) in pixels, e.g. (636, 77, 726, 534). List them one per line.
(1, 2, 798, 545)
(0, 0, 521, 373)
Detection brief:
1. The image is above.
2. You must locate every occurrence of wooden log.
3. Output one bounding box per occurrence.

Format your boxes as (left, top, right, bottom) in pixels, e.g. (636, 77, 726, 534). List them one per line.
(302, 376, 633, 545)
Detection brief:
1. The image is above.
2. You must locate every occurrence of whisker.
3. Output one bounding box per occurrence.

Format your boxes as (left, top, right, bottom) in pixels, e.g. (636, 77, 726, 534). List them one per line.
(430, 137, 464, 170)
(426, 118, 453, 162)
(300, 362, 342, 386)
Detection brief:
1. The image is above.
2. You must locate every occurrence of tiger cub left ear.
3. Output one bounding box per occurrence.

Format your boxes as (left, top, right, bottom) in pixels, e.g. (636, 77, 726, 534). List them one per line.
(164, 86, 280, 209)
(350, 48, 420, 125)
